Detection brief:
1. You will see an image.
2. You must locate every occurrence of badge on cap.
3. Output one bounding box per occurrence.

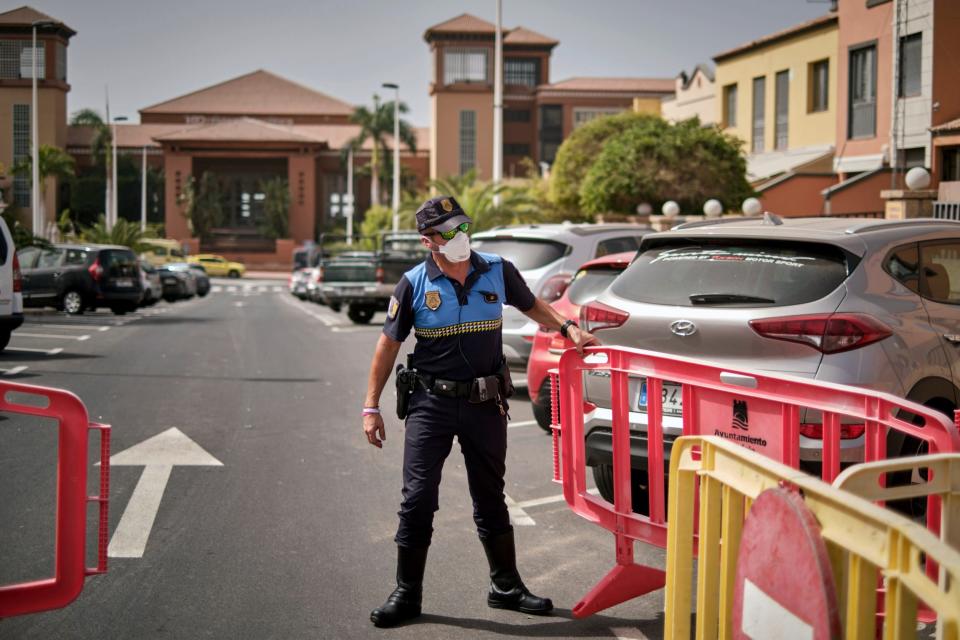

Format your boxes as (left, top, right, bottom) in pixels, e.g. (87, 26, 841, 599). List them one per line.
(441, 198, 453, 212)
(387, 295, 400, 320)
(425, 290, 442, 311)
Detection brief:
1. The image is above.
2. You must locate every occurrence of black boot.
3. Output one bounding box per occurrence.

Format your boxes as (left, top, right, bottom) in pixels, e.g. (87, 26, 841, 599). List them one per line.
(370, 545, 428, 628)
(481, 530, 553, 615)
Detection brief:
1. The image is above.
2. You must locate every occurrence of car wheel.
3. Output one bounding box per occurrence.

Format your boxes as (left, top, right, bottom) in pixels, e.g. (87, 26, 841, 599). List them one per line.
(0, 329, 11, 352)
(887, 400, 953, 520)
(533, 378, 556, 433)
(592, 464, 653, 516)
(347, 305, 374, 324)
(61, 290, 85, 315)
(329, 302, 342, 313)
(228, 270, 240, 278)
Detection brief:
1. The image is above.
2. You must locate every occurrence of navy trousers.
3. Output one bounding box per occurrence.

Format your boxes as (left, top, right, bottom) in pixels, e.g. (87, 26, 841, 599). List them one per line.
(395, 389, 512, 548)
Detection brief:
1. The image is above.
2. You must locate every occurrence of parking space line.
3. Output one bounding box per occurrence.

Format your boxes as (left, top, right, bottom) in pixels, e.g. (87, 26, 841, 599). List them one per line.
(278, 294, 337, 327)
(15, 332, 90, 341)
(39, 323, 111, 332)
(3, 365, 28, 376)
(6, 346, 63, 355)
(508, 419, 539, 429)
(515, 488, 601, 510)
(505, 493, 536, 526)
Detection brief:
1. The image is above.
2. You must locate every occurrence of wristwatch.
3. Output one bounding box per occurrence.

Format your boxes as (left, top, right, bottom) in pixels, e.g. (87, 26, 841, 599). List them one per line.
(559, 319, 578, 338)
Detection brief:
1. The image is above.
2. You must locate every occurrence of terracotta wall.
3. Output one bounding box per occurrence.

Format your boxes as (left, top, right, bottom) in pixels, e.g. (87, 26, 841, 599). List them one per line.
(932, 0, 960, 128)
(164, 152, 192, 241)
(824, 169, 891, 215)
(287, 153, 316, 243)
(759, 174, 838, 216)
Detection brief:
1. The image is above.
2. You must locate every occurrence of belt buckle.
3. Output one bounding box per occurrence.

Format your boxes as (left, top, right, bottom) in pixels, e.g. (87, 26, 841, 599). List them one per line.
(437, 380, 454, 395)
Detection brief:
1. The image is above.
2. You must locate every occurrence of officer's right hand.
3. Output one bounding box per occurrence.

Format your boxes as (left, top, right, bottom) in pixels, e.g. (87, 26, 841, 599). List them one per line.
(364, 413, 386, 448)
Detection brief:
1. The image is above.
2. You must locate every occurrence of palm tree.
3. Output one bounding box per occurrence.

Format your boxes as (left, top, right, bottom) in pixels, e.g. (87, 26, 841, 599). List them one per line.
(428, 170, 536, 231)
(69, 108, 111, 168)
(348, 95, 418, 207)
(12, 144, 76, 230)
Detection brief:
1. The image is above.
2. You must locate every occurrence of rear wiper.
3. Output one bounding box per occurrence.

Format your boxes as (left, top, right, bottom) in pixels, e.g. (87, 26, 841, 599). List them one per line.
(689, 293, 776, 304)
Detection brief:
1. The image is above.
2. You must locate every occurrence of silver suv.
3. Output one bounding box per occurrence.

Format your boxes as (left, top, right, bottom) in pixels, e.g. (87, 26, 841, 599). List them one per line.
(471, 223, 650, 378)
(580, 217, 960, 510)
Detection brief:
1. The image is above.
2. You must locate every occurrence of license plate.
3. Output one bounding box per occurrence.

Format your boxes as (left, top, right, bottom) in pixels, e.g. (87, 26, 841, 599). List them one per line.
(637, 379, 683, 417)
(342, 287, 363, 295)
(114, 278, 134, 288)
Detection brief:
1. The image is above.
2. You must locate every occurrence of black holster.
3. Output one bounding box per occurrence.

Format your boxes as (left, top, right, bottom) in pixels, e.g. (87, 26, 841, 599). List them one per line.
(395, 355, 417, 420)
(497, 358, 515, 399)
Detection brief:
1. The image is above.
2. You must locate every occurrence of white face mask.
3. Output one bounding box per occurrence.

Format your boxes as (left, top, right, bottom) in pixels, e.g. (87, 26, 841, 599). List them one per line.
(438, 231, 471, 263)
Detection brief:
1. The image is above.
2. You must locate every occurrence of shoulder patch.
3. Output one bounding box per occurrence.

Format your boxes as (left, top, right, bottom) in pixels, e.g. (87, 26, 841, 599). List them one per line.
(425, 290, 442, 311)
(387, 296, 400, 319)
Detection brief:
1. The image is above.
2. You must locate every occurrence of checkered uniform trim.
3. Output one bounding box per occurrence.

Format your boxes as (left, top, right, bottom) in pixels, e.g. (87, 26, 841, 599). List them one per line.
(414, 318, 503, 339)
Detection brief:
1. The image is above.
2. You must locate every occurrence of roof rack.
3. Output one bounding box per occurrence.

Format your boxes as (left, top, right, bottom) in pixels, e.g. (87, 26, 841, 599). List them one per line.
(843, 218, 960, 235)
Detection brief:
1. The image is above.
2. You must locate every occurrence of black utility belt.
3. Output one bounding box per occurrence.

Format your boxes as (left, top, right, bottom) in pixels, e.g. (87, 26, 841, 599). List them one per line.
(417, 372, 503, 403)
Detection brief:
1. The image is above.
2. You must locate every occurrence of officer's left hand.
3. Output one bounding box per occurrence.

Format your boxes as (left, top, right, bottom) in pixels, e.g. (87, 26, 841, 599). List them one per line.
(568, 326, 600, 354)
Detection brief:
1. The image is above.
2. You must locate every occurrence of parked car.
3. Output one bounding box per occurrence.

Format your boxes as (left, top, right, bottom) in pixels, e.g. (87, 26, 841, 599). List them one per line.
(579, 217, 960, 513)
(18, 243, 143, 315)
(471, 223, 651, 378)
(526, 251, 635, 430)
(140, 238, 187, 267)
(305, 267, 326, 305)
(289, 267, 311, 299)
(188, 253, 245, 278)
(168, 262, 210, 297)
(139, 261, 163, 306)
(0, 217, 24, 350)
(157, 264, 198, 301)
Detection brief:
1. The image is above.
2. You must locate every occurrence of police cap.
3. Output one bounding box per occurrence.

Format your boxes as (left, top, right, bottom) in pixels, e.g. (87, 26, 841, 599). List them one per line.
(416, 196, 472, 233)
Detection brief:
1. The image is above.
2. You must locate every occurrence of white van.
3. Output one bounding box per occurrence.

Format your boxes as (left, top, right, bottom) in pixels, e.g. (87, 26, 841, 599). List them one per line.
(0, 217, 24, 350)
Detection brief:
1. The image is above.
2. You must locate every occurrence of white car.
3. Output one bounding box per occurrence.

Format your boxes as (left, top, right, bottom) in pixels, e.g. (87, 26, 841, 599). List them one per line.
(0, 217, 24, 350)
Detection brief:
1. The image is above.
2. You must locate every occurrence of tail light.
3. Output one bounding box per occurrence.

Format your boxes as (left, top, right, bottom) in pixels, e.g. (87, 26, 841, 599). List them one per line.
(375, 266, 385, 284)
(580, 300, 629, 333)
(538, 274, 572, 303)
(12, 253, 22, 293)
(548, 333, 569, 351)
(748, 313, 892, 354)
(317, 267, 324, 282)
(88, 258, 104, 283)
(799, 423, 866, 440)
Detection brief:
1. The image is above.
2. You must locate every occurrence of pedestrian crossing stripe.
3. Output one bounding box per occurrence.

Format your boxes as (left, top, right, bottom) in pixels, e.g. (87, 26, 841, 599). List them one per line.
(211, 285, 284, 294)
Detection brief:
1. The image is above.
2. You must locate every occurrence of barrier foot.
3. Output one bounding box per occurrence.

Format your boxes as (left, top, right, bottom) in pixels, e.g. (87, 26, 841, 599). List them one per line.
(571, 563, 666, 618)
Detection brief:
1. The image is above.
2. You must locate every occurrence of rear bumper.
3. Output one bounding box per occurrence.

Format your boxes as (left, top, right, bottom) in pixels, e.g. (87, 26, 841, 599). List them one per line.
(320, 283, 387, 307)
(0, 313, 24, 331)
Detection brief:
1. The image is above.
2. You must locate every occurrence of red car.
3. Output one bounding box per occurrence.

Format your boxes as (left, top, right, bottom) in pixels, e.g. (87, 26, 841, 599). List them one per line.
(526, 251, 635, 430)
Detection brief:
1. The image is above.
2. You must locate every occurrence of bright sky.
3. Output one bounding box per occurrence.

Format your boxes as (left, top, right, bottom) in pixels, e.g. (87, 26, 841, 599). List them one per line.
(36, 0, 830, 127)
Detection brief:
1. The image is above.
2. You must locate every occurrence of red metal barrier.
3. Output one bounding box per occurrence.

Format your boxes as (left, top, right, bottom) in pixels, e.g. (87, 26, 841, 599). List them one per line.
(0, 381, 110, 618)
(554, 346, 960, 618)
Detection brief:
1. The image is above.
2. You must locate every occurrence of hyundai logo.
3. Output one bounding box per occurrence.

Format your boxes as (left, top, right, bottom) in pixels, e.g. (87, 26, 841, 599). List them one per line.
(670, 319, 697, 337)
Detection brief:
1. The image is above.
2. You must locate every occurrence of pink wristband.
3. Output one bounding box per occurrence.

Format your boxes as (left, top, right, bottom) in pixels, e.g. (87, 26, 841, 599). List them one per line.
(362, 407, 381, 416)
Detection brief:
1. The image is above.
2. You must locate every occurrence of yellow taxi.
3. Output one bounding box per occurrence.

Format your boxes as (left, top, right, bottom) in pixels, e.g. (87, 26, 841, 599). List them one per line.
(188, 254, 246, 278)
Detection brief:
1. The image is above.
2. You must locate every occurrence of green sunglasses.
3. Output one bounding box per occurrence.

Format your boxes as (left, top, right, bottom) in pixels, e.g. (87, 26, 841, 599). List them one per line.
(429, 222, 470, 241)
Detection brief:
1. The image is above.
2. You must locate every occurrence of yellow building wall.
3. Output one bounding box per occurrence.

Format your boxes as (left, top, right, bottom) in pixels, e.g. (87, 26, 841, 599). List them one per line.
(431, 91, 493, 182)
(715, 23, 837, 153)
(632, 97, 662, 116)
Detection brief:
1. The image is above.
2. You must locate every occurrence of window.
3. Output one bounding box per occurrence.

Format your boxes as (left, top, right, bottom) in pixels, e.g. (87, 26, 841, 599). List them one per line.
(469, 238, 568, 270)
(809, 59, 829, 112)
(572, 108, 623, 129)
(55, 41, 66, 82)
(444, 48, 488, 84)
(723, 84, 738, 127)
(775, 70, 789, 150)
(884, 244, 920, 293)
(17, 247, 40, 269)
(567, 267, 626, 306)
(752, 76, 766, 153)
(18, 42, 43, 79)
(898, 33, 922, 98)
(37, 248, 63, 269)
(13, 104, 30, 207)
(459, 110, 476, 174)
(596, 236, 640, 257)
(942, 147, 960, 182)
(504, 57, 539, 87)
(919, 242, 960, 304)
(64, 249, 87, 266)
(539, 105, 563, 164)
(849, 44, 877, 139)
(504, 108, 531, 123)
(900, 147, 925, 169)
(503, 143, 530, 156)
(0, 40, 43, 79)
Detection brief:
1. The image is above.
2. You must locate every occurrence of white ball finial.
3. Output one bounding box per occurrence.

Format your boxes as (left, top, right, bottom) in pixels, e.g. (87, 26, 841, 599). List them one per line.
(703, 199, 723, 217)
(905, 167, 931, 191)
(742, 197, 762, 216)
(662, 200, 680, 217)
(636, 202, 653, 215)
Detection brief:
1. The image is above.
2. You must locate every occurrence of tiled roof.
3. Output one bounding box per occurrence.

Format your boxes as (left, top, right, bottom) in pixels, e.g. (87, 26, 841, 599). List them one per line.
(139, 70, 355, 117)
(425, 13, 496, 36)
(67, 124, 203, 149)
(931, 117, 960, 134)
(152, 118, 325, 144)
(504, 26, 558, 46)
(0, 5, 74, 35)
(713, 13, 837, 62)
(540, 77, 675, 94)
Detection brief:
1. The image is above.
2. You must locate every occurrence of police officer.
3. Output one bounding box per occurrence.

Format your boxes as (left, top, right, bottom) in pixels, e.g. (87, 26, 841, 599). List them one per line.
(362, 196, 597, 628)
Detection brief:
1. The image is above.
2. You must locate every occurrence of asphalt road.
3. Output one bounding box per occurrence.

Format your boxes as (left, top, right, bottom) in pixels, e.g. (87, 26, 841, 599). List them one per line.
(1, 279, 668, 640)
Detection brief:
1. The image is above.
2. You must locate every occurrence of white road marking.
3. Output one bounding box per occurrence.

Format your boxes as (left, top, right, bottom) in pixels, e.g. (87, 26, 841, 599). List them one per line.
(515, 488, 600, 510)
(741, 579, 813, 640)
(278, 294, 337, 326)
(505, 494, 536, 526)
(234, 302, 244, 308)
(104, 428, 223, 558)
(227, 286, 238, 293)
(508, 419, 539, 429)
(272, 286, 283, 292)
(6, 346, 63, 355)
(14, 332, 90, 341)
(211, 286, 223, 293)
(2, 366, 28, 376)
(40, 323, 110, 332)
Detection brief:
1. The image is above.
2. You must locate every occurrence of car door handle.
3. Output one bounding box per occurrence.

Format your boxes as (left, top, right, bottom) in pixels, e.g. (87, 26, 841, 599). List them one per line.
(944, 334, 960, 345)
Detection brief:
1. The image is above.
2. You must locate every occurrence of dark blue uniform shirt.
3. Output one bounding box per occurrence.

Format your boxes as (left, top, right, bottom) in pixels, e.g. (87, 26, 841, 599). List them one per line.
(383, 251, 535, 380)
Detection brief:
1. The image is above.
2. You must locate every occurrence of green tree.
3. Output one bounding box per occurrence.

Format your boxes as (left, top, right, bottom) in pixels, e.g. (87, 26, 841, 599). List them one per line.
(1, 206, 49, 249)
(427, 170, 539, 231)
(348, 95, 418, 208)
(258, 176, 290, 239)
(69, 108, 111, 168)
(12, 144, 76, 229)
(178, 171, 224, 242)
(78, 215, 157, 253)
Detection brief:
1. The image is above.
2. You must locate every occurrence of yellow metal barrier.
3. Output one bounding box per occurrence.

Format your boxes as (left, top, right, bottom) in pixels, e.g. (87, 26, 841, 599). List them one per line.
(664, 436, 960, 640)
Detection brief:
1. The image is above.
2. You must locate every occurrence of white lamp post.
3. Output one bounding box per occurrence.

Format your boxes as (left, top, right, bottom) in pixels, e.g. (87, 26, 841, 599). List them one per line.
(382, 83, 400, 231)
(492, 0, 503, 207)
(110, 115, 127, 231)
(30, 19, 55, 235)
(140, 146, 148, 232)
(345, 146, 355, 245)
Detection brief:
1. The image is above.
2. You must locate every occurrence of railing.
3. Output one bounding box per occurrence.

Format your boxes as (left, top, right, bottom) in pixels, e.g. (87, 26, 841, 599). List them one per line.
(933, 201, 960, 221)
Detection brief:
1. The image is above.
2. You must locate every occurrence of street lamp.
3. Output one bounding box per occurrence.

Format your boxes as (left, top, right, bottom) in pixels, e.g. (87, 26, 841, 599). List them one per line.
(140, 145, 148, 232)
(111, 115, 128, 231)
(382, 82, 400, 231)
(31, 19, 55, 236)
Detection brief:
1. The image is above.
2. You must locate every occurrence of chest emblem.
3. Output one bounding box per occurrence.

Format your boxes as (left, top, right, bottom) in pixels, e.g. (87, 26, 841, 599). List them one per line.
(425, 290, 442, 311)
(480, 291, 499, 303)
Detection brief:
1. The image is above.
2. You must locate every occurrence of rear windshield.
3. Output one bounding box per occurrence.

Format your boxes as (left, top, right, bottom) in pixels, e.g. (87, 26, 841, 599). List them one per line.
(102, 250, 138, 278)
(470, 238, 567, 270)
(382, 238, 426, 255)
(567, 267, 624, 305)
(612, 240, 851, 307)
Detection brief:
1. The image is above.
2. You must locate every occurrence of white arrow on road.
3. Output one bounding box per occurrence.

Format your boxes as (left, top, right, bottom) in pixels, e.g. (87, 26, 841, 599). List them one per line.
(103, 427, 223, 558)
